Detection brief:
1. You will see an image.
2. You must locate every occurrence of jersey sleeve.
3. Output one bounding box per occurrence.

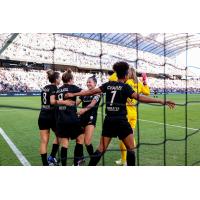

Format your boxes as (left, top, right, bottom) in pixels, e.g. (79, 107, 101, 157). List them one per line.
(99, 82, 108, 93)
(93, 94, 101, 102)
(73, 85, 82, 93)
(140, 82, 150, 96)
(124, 84, 135, 99)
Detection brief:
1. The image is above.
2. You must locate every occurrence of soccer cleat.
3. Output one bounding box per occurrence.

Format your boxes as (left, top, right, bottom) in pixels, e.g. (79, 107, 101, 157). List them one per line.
(115, 159, 127, 166)
(77, 158, 86, 166)
(48, 156, 59, 166)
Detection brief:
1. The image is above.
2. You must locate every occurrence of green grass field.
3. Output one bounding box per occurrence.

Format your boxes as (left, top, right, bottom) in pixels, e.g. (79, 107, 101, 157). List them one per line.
(0, 94, 199, 166)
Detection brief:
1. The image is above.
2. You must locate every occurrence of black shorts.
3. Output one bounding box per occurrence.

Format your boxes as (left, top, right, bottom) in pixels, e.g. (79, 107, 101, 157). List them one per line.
(56, 119, 83, 139)
(80, 114, 97, 128)
(38, 111, 56, 132)
(102, 116, 133, 140)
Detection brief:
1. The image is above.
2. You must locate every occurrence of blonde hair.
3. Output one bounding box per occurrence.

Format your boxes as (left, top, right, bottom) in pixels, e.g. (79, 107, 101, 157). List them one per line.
(128, 68, 138, 83)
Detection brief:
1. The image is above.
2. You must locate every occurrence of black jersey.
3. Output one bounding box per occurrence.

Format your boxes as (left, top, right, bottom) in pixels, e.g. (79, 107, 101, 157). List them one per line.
(56, 84, 82, 121)
(80, 94, 101, 117)
(99, 81, 135, 118)
(40, 84, 57, 111)
(38, 84, 57, 131)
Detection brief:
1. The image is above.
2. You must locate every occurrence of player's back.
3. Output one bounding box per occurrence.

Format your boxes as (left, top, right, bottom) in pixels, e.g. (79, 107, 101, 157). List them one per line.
(100, 81, 134, 119)
(40, 84, 57, 111)
(56, 84, 82, 122)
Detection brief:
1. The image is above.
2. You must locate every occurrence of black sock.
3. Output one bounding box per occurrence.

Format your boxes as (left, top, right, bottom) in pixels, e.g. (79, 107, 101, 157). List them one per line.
(50, 144, 59, 158)
(41, 153, 49, 166)
(88, 150, 102, 166)
(74, 143, 84, 166)
(61, 147, 68, 166)
(86, 144, 94, 156)
(127, 150, 136, 166)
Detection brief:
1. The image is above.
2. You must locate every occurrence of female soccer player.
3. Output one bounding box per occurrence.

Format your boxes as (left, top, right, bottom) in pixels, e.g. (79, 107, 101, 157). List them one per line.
(66, 62, 176, 166)
(76, 75, 101, 160)
(56, 69, 84, 166)
(38, 70, 61, 166)
(115, 68, 150, 166)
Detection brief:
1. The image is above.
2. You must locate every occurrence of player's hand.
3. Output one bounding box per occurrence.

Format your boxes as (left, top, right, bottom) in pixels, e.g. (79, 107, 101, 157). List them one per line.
(160, 100, 176, 109)
(65, 93, 75, 98)
(65, 100, 75, 106)
(77, 108, 87, 116)
(142, 73, 147, 85)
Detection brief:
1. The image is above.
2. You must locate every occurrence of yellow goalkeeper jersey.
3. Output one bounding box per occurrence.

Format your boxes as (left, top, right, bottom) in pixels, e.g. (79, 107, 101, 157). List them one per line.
(126, 79, 150, 116)
(109, 72, 118, 82)
(109, 72, 150, 115)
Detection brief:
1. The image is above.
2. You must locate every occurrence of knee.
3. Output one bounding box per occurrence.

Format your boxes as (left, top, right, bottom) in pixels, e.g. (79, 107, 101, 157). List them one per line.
(98, 145, 106, 153)
(61, 139, 68, 148)
(76, 135, 84, 144)
(40, 137, 48, 144)
(84, 138, 91, 146)
(125, 142, 135, 151)
(126, 147, 135, 152)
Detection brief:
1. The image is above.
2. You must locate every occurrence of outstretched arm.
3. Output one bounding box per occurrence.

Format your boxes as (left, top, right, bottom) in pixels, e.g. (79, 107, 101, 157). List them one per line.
(131, 93, 175, 109)
(65, 88, 102, 98)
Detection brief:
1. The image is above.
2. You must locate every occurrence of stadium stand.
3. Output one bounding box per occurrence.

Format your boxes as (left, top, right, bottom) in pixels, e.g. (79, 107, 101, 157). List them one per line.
(0, 33, 199, 93)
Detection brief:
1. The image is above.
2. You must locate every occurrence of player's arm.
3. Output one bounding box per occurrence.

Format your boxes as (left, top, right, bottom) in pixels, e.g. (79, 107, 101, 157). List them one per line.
(141, 84, 150, 96)
(50, 95, 57, 105)
(56, 99, 76, 106)
(126, 99, 134, 106)
(77, 96, 99, 116)
(65, 88, 102, 98)
(141, 73, 150, 96)
(131, 93, 175, 109)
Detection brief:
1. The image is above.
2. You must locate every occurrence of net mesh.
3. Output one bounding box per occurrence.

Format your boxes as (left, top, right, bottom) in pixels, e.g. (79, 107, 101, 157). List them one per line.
(0, 33, 200, 166)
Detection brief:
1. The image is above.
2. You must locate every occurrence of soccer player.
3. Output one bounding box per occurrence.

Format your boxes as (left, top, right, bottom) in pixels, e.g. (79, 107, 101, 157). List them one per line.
(115, 69, 150, 165)
(76, 75, 101, 161)
(56, 69, 84, 166)
(66, 62, 175, 166)
(38, 70, 74, 166)
(153, 89, 158, 98)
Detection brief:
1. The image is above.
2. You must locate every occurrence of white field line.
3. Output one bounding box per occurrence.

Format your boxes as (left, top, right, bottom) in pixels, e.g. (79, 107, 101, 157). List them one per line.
(138, 119, 199, 131)
(0, 109, 25, 112)
(97, 111, 199, 131)
(0, 108, 37, 112)
(0, 127, 31, 166)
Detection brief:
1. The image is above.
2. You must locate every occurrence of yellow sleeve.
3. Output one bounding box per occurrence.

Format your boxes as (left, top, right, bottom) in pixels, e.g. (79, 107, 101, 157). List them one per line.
(109, 72, 118, 81)
(140, 83, 150, 96)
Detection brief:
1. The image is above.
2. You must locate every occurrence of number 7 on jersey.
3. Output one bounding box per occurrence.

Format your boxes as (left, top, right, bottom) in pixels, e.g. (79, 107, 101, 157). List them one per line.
(110, 91, 117, 106)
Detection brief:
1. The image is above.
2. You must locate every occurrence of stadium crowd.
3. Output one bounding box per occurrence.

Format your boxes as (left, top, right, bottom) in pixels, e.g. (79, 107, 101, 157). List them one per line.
(0, 33, 195, 76)
(0, 68, 200, 93)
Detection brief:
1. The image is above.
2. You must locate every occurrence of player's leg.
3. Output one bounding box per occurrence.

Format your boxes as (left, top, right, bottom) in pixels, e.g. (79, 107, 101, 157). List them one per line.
(60, 137, 69, 166)
(48, 136, 60, 166)
(39, 129, 50, 166)
(84, 125, 95, 157)
(122, 133, 136, 166)
(116, 118, 136, 166)
(116, 140, 127, 165)
(74, 134, 84, 166)
(89, 136, 112, 166)
(51, 137, 59, 157)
